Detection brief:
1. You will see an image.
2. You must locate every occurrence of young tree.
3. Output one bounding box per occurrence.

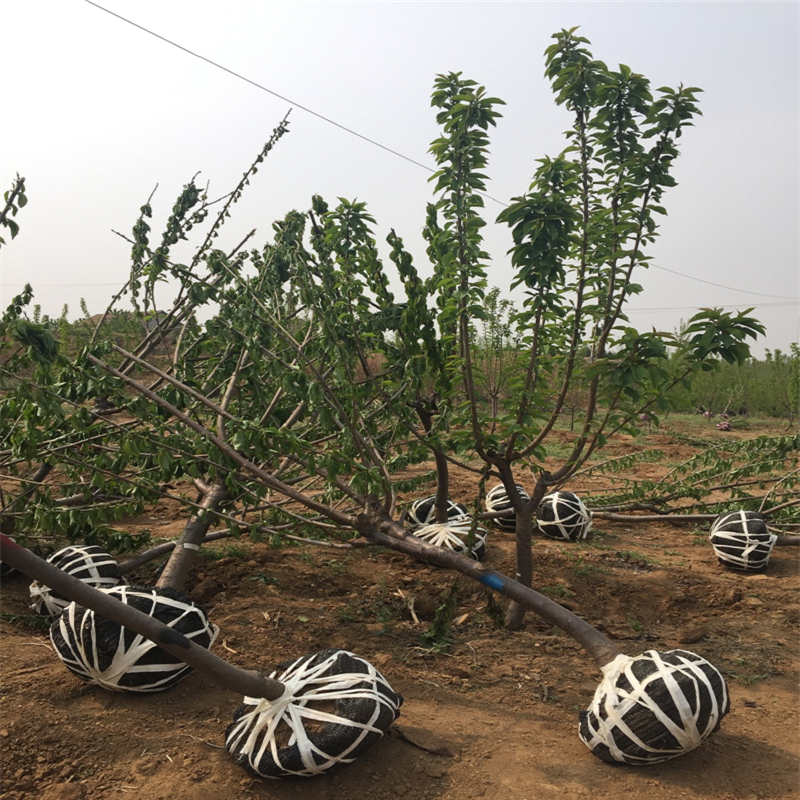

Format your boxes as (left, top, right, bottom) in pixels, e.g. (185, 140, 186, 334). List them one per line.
(2, 31, 766, 768)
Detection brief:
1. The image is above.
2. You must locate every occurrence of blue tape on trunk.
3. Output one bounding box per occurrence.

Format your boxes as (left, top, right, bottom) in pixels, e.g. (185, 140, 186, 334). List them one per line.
(478, 573, 504, 591)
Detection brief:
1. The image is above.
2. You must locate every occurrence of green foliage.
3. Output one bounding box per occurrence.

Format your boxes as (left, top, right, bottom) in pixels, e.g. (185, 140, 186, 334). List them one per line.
(421, 579, 460, 652)
(587, 432, 800, 517)
(1, 32, 783, 628)
(0, 174, 27, 247)
(664, 343, 799, 423)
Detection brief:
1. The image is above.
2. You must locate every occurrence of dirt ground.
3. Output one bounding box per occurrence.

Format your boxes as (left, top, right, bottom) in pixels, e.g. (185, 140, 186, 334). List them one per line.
(1, 421, 798, 800)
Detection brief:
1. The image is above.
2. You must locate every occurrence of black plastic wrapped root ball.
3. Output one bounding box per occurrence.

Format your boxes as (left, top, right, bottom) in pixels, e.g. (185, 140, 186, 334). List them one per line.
(30, 544, 127, 616)
(579, 649, 730, 765)
(709, 511, 776, 572)
(50, 584, 218, 692)
(405, 496, 468, 529)
(485, 483, 530, 531)
(412, 516, 488, 561)
(226, 649, 403, 779)
(536, 491, 592, 542)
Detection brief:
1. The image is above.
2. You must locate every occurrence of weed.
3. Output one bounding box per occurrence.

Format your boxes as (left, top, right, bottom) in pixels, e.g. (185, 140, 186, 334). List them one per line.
(585, 528, 607, 548)
(421, 579, 460, 652)
(727, 670, 770, 686)
(324, 556, 351, 575)
(573, 555, 610, 576)
(248, 572, 280, 586)
(298, 547, 317, 568)
(616, 550, 660, 568)
(627, 614, 643, 632)
(369, 577, 397, 624)
(483, 589, 506, 629)
(541, 585, 575, 599)
(0, 612, 50, 632)
(200, 543, 248, 560)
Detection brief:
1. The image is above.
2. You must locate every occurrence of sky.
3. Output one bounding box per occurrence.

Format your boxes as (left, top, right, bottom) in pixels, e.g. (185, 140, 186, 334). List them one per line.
(2, 1, 798, 357)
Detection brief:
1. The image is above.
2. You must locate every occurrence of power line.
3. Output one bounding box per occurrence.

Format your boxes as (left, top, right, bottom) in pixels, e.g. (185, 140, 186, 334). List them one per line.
(628, 300, 798, 312)
(85, 1, 432, 174)
(650, 263, 799, 300)
(1, 283, 123, 288)
(83, 1, 513, 206)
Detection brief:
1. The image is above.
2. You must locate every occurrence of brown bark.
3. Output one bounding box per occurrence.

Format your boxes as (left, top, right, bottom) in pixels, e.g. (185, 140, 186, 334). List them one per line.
(503, 472, 549, 631)
(156, 482, 229, 591)
(119, 530, 231, 575)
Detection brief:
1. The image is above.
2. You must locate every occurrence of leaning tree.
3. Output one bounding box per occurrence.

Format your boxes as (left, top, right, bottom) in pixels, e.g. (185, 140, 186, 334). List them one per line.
(1, 29, 771, 771)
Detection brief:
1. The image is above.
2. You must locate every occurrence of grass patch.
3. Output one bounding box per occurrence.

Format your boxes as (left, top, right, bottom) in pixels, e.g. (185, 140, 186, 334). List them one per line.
(199, 543, 249, 560)
(0, 612, 51, 632)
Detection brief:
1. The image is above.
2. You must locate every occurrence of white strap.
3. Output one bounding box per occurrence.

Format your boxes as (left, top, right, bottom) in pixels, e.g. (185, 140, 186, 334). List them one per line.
(581, 650, 727, 764)
(226, 650, 400, 778)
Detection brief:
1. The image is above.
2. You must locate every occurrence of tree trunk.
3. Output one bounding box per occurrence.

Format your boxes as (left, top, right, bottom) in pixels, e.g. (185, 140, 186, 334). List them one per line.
(156, 481, 229, 591)
(364, 519, 620, 667)
(415, 403, 450, 524)
(504, 508, 533, 630)
(503, 473, 549, 630)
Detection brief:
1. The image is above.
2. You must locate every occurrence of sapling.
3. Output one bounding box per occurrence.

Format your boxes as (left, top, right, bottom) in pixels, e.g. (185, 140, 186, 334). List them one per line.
(3, 29, 766, 769)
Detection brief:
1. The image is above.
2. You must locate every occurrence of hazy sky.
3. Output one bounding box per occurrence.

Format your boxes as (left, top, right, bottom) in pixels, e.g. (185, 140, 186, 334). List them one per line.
(2, 1, 798, 356)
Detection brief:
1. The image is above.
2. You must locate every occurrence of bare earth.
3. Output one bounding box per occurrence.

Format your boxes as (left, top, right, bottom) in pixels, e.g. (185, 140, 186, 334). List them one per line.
(1, 424, 798, 800)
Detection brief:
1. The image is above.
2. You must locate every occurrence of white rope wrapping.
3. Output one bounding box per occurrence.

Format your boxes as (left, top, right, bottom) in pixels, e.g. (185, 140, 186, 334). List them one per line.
(579, 649, 729, 765)
(709, 511, 776, 571)
(51, 585, 218, 693)
(536, 491, 592, 541)
(412, 515, 488, 559)
(30, 545, 127, 617)
(406, 496, 468, 529)
(485, 483, 530, 531)
(226, 650, 402, 779)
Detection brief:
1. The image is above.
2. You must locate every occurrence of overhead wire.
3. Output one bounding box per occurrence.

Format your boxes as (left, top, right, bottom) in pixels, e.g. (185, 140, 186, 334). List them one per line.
(650, 263, 798, 300)
(78, 1, 800, 311)
(84, 0, 512, 206)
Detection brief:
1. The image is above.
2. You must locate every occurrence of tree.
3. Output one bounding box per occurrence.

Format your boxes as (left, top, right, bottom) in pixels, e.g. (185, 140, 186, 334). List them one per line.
(1, 31, 767, 767)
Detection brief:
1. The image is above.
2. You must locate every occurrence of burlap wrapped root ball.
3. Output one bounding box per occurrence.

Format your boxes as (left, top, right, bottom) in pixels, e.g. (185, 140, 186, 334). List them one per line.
(579, 649, 730, 765)
(226, 649, 403, 779)
(485, 483, 530, 531)
(30, 544, 127, 616)
(50, 584, 218, 692)
(709, 511, 776, 572)
(536, 491, 592, 541)
(411, 515, 488, 560)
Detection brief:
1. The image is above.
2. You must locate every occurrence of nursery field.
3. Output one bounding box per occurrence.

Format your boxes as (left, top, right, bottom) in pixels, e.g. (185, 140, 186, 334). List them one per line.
(1, 420, 798, 800)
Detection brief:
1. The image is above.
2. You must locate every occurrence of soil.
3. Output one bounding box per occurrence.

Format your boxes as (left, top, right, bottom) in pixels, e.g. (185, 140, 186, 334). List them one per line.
(1, 421, 798, 800)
